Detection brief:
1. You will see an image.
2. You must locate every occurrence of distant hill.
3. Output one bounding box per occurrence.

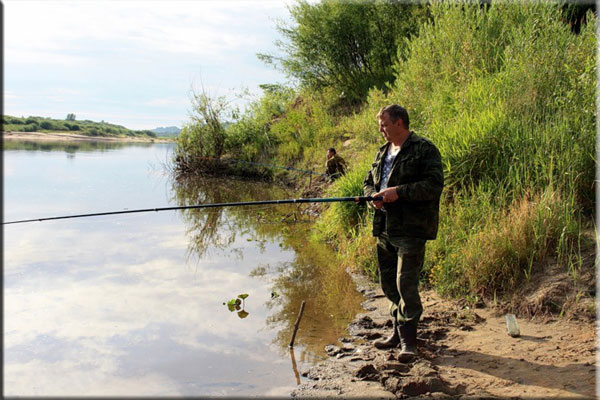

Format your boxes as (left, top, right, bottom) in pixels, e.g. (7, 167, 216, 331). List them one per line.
(151, 126, 181, 137)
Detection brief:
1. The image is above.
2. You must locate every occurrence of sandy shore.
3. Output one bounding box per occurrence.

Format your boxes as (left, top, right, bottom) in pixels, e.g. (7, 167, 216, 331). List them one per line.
(3, 131, 173, 143)
(291, 270, 596, 398)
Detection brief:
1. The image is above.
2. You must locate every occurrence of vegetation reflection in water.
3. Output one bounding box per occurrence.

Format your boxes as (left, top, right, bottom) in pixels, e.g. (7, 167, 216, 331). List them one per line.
(3, 139, 155, 154)
(171, 175, 366, 362)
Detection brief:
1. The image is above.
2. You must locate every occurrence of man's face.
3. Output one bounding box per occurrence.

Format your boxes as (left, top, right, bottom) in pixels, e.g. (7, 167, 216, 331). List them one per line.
(378, 112, 402, 142)
(327, 150, 334, 159)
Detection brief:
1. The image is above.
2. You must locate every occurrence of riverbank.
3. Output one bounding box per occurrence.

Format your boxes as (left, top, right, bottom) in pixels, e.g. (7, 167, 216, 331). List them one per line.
(290, 180, 596, 398)
(292, 269, 596, 398)
(3, 131, 173, 143)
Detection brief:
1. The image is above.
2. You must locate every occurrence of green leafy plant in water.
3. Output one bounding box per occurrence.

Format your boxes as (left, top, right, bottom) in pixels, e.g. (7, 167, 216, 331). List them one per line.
(223, 298, 242, 311)
(223, 294, 250, 318)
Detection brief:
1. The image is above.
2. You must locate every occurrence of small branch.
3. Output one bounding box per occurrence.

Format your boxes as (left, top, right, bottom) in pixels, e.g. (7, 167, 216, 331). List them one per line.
(289, 300, 306, 348)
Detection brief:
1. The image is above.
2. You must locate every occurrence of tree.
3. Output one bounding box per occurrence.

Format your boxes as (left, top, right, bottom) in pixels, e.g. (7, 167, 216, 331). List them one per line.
(561, 2, 596, 34)
(40, 121, 54, 130)
(66, 113, 76, 121)
(258, 0, 430, 106)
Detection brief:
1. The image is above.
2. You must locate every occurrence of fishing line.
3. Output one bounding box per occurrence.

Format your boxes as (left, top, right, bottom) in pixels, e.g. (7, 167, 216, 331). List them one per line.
(3, 196, 381, 225)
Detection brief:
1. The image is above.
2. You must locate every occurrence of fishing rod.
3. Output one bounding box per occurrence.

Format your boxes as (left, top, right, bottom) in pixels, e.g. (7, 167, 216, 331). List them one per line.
(3, 196, 382, 225)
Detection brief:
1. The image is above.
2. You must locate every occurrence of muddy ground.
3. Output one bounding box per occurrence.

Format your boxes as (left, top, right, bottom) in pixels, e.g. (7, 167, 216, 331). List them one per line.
(291, 269, 596, 399)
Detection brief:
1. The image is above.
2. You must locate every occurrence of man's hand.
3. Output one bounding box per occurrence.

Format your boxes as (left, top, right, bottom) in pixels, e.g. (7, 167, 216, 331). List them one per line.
(372, 187, 399, 209)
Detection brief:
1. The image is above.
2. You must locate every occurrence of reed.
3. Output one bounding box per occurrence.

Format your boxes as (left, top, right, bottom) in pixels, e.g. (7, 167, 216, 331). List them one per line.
(314, 1, 596, 299)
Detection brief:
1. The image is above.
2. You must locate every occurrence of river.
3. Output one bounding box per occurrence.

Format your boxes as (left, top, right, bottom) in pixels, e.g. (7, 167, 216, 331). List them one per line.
(3, 139, 365, 396)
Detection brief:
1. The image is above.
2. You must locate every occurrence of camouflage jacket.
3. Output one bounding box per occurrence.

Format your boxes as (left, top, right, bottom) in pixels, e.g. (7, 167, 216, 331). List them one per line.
(363, 132, 444, 240)
(325, 154, 347, 180)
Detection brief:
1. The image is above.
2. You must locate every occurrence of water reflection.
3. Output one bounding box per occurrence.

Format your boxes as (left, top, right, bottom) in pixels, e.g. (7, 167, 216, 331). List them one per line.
(170, 175, 296, 260)
(172, 175, 365, 361)
(3, 139, 154, 154)
(4, 142, 366, 396)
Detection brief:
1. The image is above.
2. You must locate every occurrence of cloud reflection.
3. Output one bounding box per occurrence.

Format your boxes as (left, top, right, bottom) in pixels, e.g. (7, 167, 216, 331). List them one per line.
(5, 213, 299, 395)
(5, 144, 364, 396)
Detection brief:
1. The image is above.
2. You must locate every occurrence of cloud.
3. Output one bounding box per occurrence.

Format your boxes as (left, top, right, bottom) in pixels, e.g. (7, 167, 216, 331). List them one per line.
(4, 90, 18, 100)
(145, 96, 188, 107)
(5, 1, 291, 64)
(4, 359, 177, 396)
(3, 0, 292, 129)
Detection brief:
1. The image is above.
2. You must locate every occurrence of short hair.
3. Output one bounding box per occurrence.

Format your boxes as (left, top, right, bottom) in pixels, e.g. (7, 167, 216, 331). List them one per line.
(377, 104, 410, 129)
(328, 147, 336, 154)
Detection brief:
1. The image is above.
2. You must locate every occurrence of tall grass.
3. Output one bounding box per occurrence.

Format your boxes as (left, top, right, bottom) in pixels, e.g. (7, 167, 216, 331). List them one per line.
(314, 1, 596, 299)
(172, 1, 596, 301)
(312, 156, 380, 280)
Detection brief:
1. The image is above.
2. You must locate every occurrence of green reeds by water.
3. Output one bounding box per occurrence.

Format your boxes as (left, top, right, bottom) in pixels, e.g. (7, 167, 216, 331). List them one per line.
(311, 2, 596, 301)
(170, 1, 596, 303)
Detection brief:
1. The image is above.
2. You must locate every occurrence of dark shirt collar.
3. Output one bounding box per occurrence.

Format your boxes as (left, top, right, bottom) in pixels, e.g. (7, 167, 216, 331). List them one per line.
(380, 131, 416, 153)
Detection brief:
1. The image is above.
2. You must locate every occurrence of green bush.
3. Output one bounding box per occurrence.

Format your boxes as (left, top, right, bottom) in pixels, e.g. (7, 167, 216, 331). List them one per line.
(171, 1, 596, 301)
(224, 85, 294, 163)
(40, 121, 54, 130)
(314, 2, 596, 298)
(23, 124, 38, 132)
(262, 0, 430, 106)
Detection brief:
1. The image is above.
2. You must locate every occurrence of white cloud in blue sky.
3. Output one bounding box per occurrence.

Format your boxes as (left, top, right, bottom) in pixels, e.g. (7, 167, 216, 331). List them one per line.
(4, 1, 293, 129)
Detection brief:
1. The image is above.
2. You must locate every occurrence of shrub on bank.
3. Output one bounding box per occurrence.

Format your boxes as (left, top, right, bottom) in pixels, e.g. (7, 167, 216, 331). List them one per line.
(2, 115, 156, 138)
(171, 1, 596, 303)
(314, 2, 596, 299)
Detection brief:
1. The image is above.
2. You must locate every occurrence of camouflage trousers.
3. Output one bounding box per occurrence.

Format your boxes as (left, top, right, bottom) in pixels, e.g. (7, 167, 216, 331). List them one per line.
(376, 231, 426, 326)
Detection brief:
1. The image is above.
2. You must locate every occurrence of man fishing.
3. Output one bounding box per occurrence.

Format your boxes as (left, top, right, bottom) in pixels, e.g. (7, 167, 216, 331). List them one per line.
(325, 147, 347, 181)
(363, 104, 443, 359)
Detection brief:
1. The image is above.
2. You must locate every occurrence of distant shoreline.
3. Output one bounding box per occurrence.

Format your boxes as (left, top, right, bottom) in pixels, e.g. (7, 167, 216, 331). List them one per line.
(3, 131, 173, 143)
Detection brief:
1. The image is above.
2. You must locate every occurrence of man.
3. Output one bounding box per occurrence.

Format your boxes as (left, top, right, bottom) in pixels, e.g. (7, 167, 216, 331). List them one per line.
(325, 147, 347, 181)
(363, 104, 443, 359)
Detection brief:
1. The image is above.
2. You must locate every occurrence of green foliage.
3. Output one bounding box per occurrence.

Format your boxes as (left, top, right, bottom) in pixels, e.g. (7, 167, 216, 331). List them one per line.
(312, 157, 380, 280)
(261, 0, 430, 105)
(173, 1, 596, 302)
(2, 114, 159, 138)
(265, 87, 360, 174)
(314, 156, 373, 241)
(344, 1, 595, 297)
(66, 113, 76, 121)
(223, 293, 250, 318)
(224, 85, 295, 162)
(174, 87, 233, 172)
(561, 2, 596, 33)
(388, 1, 596, 209)
(40, 121, 54, 130)
(427, 187, 586, 298)
(3, 116, 23, 124)
(307, 2, 596, 299)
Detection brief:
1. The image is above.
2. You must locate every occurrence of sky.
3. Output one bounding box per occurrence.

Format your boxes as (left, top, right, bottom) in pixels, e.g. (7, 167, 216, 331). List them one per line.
(3, 1, 294, 130)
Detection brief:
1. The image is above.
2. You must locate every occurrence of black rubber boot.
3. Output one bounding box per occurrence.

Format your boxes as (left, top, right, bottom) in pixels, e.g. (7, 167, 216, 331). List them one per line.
(398, 323, 418, 361)
(374, 318, 400, 349)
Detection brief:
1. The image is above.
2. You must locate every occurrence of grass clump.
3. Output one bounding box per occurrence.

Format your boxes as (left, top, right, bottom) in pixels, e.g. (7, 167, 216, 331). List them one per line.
(172, 1, 596, 306)
(314, 1, 596, 301)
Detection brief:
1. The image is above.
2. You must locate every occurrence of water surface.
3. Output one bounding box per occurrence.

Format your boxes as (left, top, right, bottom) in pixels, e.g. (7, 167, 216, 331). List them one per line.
(3, 140, 365, 396)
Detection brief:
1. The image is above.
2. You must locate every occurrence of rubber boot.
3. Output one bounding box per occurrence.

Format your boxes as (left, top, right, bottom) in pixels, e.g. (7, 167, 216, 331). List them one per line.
(398, 323, 418, 361)
(374, 318, 400, 349)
